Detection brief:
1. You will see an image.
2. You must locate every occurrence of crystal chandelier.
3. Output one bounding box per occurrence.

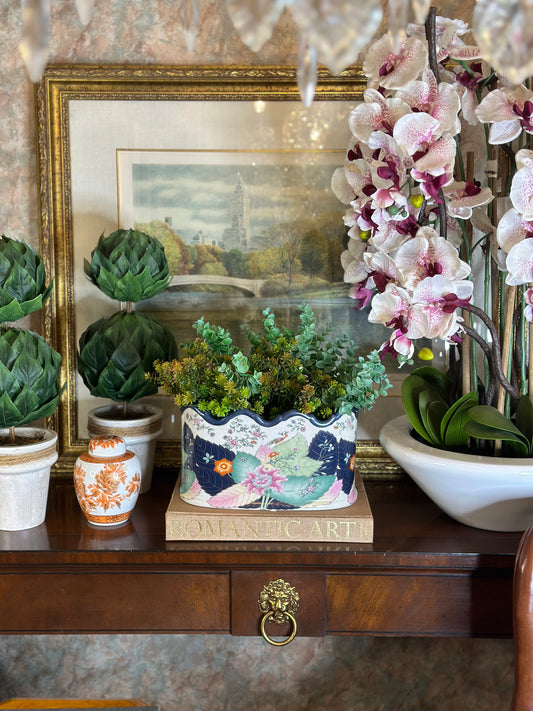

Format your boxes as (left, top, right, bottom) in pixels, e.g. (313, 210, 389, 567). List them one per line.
(20, 0, 533, 93)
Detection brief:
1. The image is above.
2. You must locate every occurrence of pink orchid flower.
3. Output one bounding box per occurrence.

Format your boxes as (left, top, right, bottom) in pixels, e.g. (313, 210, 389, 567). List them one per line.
(452, 61, 487, 126)
(369, 275, 472, 345)
(504, 239, 533, 286)
(349, 89, 412, 143)
(393, 227, 471, 290)
(396, 68, 461, 135)
(475, 85, 533, 144)
(379, 328, 415, 362)
(407, 16, 481, 64)
(443, 180, 494, 219)
(362, 34, 428, 90)
(510, 149, 533, 220)
(497, 208, 533, 256)
(341, 238, 372, 286)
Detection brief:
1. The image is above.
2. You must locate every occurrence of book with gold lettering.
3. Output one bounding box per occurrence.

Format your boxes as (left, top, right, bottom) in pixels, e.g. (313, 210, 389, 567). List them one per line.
(165, 470, 373, 542)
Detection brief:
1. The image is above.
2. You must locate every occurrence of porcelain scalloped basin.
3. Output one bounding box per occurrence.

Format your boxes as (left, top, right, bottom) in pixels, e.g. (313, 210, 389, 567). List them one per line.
(180, 407, 359, 510)
(380, 415, 533, 532)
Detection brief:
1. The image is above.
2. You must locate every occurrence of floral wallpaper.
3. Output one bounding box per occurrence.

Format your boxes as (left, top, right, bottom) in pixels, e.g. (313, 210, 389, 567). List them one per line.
(0, 1, 514, 709)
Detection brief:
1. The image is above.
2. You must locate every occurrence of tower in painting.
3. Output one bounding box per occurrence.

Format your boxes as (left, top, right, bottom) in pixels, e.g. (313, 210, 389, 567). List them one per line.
(222, 174, 251, 251)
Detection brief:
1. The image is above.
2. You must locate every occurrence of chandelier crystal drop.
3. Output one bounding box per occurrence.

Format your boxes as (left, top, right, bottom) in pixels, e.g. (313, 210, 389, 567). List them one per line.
(180, 0, 202, 52)
(19, 0, 50, 84)
(74, 0, 95, 26)
(18, 0, 533, 94)
(472, 0, 533, 85)
(225, 0, 286, 52)
(297, 34, 318, 108)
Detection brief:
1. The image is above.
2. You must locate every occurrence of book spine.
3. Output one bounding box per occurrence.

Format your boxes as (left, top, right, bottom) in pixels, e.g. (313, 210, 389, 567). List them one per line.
(165, 513, 373, 543)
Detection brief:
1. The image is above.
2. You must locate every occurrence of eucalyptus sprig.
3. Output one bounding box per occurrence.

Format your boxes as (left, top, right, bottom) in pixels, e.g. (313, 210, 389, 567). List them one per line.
(152, 305, 391, 421)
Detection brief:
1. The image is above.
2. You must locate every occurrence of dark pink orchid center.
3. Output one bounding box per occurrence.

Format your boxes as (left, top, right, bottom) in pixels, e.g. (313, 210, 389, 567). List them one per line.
(441, 293, 471, 313)
(423, 173, 449, 203)
(463, 180, 482, 197)
(379, 58, 397, 78)
(347, 145, 363, 162)
(396, 215, 419, 237)
(385, 315, 408, 333)
(351, 283, 373, 310)
(456, 63, 483, 92)
(513, 100, 533, 132)
(425, 261, 443, 277)
(377, 162, 400, 188)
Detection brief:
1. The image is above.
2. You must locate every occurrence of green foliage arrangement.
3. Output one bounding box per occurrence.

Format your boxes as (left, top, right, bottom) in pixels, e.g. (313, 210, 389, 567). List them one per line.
(78, 228, 178, 406)
(152, 304, 391, 421)
(0, 235, 62, 433)
(403, 366, 533, 457)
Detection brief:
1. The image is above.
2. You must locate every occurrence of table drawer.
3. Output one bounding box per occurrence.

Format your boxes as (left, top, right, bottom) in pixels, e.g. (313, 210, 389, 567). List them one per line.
(326, 573, 513, 636)
(0, 572, 230, 633)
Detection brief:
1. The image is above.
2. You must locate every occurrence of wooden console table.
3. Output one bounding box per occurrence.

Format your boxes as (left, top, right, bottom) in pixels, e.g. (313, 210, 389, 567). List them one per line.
(0, 469, 522, 640)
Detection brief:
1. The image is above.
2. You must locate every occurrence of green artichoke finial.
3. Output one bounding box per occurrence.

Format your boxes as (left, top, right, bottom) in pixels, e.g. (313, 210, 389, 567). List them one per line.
(0, 326, 62, 428)
(83, 228, 171, 303)
(77, 311, 178, 403)
(0, 235, 53, 323)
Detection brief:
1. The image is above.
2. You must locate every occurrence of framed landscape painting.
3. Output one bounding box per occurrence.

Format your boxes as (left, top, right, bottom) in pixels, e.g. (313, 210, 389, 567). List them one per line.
(36, 64, 404, 474)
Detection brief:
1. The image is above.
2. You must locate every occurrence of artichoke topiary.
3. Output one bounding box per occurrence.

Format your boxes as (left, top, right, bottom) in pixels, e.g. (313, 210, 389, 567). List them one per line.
(0, 235, 53, 322)
(0, 326, 62, 428)
(84, 228, 171, 303)
(78, 310, 178, 403)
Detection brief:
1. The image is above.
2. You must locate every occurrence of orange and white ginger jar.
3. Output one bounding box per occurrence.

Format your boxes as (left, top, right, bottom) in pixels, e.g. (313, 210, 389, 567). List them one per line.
(74, 435, 141, 526)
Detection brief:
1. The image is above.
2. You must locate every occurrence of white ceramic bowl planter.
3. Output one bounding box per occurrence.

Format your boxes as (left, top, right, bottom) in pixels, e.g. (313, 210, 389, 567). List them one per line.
(380, 415, 533, 532)
(88, 403, 163, 493)
(0, 427, 58, 531)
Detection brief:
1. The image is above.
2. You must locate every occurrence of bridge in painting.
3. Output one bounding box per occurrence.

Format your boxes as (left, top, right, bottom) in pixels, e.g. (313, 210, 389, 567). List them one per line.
(168, 274, 266, 297)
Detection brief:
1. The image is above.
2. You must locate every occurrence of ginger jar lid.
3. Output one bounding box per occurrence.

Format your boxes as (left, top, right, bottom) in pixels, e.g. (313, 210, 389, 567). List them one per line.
(88, 435, 126, 458)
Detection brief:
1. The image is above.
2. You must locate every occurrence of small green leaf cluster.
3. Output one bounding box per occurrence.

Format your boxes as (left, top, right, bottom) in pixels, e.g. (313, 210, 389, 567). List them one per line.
(84, 229, 171, 303)
(0, 326, 62, 427)
(402, 366, 533, 456)
(152, 305, 391, 421)
(0, 235, 53, 322)
(78, 311, 178, 403)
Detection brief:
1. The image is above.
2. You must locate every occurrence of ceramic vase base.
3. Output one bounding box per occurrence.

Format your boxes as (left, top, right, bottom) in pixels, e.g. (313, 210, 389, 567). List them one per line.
(86, 512, 132, 527)
(380, 415, 533, 532)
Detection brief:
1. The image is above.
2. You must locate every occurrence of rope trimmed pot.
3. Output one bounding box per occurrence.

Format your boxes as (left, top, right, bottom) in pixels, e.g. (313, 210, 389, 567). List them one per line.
(88, 404, 163, 493)
(0, 427, 58, 531)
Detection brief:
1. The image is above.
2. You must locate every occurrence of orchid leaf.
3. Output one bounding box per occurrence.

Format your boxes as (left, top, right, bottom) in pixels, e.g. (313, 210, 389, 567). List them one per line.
(401, 373, 446, 443)
(516, 395, 533, 446)
(464, 405, 531, 455)
(441, 391, 478, 448)
(419, 390, 447, 446)
(411, 366, 450, 399)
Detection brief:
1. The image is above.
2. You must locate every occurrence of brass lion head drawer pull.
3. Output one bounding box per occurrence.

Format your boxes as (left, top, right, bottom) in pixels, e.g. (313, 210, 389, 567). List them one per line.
(258, 578, 299, 646)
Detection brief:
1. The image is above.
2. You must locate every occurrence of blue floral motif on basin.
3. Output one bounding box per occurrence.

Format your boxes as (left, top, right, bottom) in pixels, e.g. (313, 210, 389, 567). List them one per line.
(180, 407, 358, 510)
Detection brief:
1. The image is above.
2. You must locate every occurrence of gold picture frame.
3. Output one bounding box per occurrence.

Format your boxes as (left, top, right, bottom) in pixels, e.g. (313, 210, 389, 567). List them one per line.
(36, 63, 403, 476)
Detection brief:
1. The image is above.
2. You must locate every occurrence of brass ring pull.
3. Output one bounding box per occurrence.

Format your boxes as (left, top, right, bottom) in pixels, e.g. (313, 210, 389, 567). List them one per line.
(260, 610, 297, 646)
(257, 578, 300, 646)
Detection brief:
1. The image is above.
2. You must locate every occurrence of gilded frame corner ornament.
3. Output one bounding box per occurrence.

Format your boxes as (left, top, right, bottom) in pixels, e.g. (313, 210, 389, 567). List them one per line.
(35, 63, 401, 477)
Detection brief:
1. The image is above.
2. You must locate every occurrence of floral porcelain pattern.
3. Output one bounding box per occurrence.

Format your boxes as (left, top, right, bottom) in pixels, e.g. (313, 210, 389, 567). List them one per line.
(74, 435, 142, 526)
(180, 408, 358, 510)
